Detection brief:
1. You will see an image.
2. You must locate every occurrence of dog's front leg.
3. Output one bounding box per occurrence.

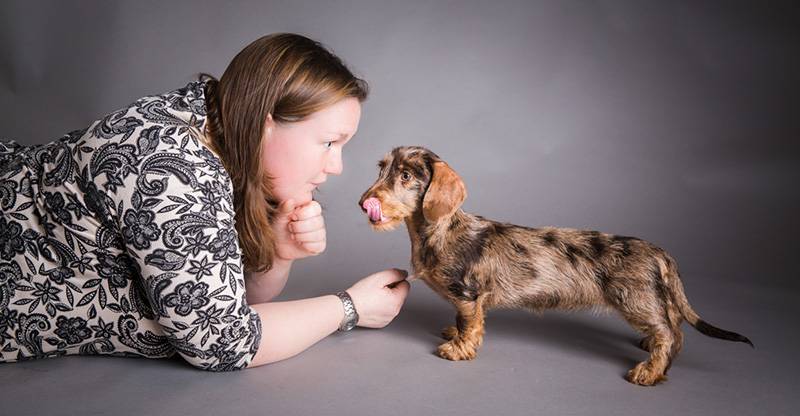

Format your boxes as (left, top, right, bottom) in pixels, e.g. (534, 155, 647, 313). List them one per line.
(437, 297, 487, 361)
(440, 315, 462, 341)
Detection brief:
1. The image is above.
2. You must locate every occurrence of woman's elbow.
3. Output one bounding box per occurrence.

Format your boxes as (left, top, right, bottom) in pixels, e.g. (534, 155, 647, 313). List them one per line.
(177, 345, 258, 371)
(170, 331, 261, 371)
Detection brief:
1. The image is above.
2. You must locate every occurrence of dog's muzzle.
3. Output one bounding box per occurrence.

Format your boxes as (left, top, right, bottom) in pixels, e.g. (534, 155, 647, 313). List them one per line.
(362, 197, 387, 223)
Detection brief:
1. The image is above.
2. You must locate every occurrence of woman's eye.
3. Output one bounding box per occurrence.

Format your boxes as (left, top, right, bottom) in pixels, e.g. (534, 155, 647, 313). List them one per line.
(400, 171, 412, 181)
(325, 141, 334, 148)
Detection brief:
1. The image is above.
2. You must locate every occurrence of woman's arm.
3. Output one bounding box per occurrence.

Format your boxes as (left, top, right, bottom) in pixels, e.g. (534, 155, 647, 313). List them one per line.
(245, 268, 410, 368)
(245, 257, 294, 304)
(247, 294, 343, 367)
(242, 200, 324, 304)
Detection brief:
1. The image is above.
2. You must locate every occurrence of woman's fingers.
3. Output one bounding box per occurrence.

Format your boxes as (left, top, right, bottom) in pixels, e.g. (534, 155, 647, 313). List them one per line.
(382, 268, 408, 285)
(292, 229, 326, 243)
(290, 201, 322, 221)
(289, 215, 324, 233)
(288, 201, 325, 255)
(300, 240, 326, 254)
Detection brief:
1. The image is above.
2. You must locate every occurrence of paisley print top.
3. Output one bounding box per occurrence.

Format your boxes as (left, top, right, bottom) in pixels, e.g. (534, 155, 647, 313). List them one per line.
(0, 81, 261, 371)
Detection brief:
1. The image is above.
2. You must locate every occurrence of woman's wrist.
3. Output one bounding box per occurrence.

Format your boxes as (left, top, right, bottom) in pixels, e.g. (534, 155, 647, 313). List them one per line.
(334, 290, 359, 331)
(270, 256, 295, 271)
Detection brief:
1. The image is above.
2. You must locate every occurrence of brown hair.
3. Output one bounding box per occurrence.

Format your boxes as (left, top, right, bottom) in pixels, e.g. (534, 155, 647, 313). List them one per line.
(202, 33, 369, 273)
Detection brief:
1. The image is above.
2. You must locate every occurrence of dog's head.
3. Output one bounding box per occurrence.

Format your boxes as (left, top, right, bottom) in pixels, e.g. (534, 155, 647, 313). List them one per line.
(358, 146, 467, 231)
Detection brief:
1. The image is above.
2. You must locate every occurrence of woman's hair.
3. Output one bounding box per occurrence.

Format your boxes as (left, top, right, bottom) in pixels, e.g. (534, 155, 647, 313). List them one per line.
(201, 33, 369, 273)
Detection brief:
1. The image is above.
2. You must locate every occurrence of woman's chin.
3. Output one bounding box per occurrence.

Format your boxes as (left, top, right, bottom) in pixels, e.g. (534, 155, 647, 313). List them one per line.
(292, 192, 314, 206)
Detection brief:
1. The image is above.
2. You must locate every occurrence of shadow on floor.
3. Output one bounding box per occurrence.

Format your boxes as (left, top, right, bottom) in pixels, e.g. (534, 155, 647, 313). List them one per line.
(394, 301, 717, 375)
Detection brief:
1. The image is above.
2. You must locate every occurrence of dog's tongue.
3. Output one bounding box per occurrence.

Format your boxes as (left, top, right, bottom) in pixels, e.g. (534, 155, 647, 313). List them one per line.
(362, 197, 383, 222)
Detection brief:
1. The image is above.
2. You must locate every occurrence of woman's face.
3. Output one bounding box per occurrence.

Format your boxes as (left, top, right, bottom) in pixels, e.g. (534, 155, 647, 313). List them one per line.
(261, 97, 361, 205)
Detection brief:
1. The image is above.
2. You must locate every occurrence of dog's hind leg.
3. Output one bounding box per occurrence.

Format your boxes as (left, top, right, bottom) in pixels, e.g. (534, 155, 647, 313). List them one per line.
(626, 326, 676, 386)
(437, 294, 489, 361)
(617, 306, 677, 386)
(626, 259, 687, 382)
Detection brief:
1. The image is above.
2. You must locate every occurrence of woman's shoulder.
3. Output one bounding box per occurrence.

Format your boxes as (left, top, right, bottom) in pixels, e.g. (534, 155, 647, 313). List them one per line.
(58, 81, 229, 196)
(89, 81, 208, 141)
(71, 81, 224, 168)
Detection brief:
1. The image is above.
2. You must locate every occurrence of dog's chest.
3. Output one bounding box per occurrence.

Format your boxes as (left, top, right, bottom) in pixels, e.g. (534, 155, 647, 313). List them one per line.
(418, 273, 462, 303)
(409, 235, 464, 303)
(408, 231, 441, 275)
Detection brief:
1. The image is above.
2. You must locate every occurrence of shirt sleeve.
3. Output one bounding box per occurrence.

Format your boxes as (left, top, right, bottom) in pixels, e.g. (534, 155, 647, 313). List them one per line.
(111, 137, 261, 371)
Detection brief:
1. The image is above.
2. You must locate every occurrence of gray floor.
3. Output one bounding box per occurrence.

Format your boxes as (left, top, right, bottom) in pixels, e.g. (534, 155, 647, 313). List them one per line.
(1, 1, 797, 414)
(1, 274, 796, 416)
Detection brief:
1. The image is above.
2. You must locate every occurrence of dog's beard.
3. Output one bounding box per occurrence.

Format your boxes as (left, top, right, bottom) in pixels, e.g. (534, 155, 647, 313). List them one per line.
(369, 218, 402, 232)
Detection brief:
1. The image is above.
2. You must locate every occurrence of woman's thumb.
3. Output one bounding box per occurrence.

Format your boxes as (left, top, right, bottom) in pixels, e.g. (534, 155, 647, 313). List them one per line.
(383, 268, 409, 286)
(277, 199, 296, 217)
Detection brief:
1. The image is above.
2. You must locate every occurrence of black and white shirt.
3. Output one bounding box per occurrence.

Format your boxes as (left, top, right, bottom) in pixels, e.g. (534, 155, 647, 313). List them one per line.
(0, 81, 261, 371)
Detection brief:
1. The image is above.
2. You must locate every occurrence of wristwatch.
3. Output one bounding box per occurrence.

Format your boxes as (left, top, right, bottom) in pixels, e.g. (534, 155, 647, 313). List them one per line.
(335, 291, 359, 332)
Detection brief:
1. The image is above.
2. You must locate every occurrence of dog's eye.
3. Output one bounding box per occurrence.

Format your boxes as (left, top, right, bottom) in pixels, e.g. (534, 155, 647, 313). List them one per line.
(400, 171, 412, 182)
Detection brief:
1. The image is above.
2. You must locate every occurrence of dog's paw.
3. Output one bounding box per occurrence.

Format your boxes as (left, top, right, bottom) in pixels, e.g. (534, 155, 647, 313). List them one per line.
(625, 362, 667, 386)
(436, 340, 477, 361)
(441, 326, 459, 340)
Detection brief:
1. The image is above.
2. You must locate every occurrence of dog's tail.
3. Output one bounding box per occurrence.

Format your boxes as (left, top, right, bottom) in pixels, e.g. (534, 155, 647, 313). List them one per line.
(658, 255, 754, 348)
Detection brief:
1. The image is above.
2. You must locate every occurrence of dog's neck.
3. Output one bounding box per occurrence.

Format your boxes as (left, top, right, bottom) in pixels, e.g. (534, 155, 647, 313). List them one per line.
(405, 208, 468, 237)
(404, 209, 472, 277)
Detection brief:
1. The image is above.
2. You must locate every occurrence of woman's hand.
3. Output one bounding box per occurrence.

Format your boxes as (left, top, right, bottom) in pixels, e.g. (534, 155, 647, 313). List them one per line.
(272, 199, 327, 261)
(346, 269, 411, 328)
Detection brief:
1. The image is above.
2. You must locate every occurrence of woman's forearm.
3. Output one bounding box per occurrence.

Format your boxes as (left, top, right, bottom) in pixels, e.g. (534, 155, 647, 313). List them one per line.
(244, 257, 294, 304)
(246, 294, 344, 367)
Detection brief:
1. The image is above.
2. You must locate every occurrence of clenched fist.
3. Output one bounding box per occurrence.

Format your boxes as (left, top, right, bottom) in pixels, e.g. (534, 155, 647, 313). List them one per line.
(272, 199, 327, 261)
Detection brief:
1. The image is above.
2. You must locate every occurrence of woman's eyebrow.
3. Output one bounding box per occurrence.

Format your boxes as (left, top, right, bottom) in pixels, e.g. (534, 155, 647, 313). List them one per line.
(327, 132, 349, 139)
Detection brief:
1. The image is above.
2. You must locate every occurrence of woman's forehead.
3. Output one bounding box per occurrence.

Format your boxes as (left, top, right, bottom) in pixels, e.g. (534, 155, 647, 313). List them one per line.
(306, 97, 361, 132)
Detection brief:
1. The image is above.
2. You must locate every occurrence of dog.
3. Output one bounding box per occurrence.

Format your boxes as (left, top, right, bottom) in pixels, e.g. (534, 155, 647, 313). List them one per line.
(358, 146, 753, 386)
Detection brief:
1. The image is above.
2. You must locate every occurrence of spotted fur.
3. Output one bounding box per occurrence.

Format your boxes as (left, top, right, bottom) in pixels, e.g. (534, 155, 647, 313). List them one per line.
(359, 146, 753, 386)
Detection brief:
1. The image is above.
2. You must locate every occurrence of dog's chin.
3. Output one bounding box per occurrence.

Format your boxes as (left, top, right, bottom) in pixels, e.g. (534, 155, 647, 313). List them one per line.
(368, 217, 402, 232)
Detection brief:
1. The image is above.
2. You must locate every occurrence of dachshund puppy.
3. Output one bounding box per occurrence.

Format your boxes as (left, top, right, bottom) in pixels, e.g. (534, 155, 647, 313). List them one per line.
(358, 146, 752, 386)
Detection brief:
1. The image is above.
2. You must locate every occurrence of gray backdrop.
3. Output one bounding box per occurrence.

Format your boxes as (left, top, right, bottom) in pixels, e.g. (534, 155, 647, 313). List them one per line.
(1, 1, 797, 415)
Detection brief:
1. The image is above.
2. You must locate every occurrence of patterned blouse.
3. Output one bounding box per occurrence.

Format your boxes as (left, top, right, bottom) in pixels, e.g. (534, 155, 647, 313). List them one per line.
(0, 81, 261, 371)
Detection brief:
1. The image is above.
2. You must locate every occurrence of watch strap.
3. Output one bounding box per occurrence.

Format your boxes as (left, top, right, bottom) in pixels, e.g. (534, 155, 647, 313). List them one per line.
(335, 291, 359, 331)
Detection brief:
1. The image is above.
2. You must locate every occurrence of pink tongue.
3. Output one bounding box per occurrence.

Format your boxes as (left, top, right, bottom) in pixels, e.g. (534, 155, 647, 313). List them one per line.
(362, 197, 383, 222)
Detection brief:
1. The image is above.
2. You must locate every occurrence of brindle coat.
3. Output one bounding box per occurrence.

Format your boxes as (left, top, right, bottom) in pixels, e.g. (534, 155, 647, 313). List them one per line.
(358, 146, 753, 386)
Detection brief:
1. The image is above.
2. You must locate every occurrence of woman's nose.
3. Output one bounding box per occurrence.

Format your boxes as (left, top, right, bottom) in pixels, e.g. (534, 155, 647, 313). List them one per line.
(325, 151, 343, 175)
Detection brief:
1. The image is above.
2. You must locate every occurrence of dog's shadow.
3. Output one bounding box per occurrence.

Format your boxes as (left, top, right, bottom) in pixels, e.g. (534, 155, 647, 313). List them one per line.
(394, 301, 709, 373)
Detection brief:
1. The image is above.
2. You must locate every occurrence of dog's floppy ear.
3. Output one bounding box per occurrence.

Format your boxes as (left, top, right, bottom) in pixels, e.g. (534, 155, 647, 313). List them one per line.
(422, 161, 467, 222)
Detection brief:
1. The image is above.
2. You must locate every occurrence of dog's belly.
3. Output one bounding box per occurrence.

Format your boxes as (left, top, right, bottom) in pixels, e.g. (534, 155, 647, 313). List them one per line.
(494, 267, 607, 311)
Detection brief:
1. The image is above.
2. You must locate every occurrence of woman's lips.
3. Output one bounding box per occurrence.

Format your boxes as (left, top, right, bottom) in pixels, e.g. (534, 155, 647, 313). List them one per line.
(362, 197, 388, 223)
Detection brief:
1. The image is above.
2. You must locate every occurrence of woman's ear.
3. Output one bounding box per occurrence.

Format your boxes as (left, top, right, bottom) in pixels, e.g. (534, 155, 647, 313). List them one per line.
(422, 161, 467, 223)
(264, 113, 275, 137)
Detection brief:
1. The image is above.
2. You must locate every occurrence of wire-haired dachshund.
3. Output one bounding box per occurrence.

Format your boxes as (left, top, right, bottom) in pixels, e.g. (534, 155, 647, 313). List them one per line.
(358, 146, 753, 386)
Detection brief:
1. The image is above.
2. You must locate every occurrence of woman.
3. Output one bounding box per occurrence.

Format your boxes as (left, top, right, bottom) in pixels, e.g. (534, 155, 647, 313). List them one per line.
(0, 33, 410, 371)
